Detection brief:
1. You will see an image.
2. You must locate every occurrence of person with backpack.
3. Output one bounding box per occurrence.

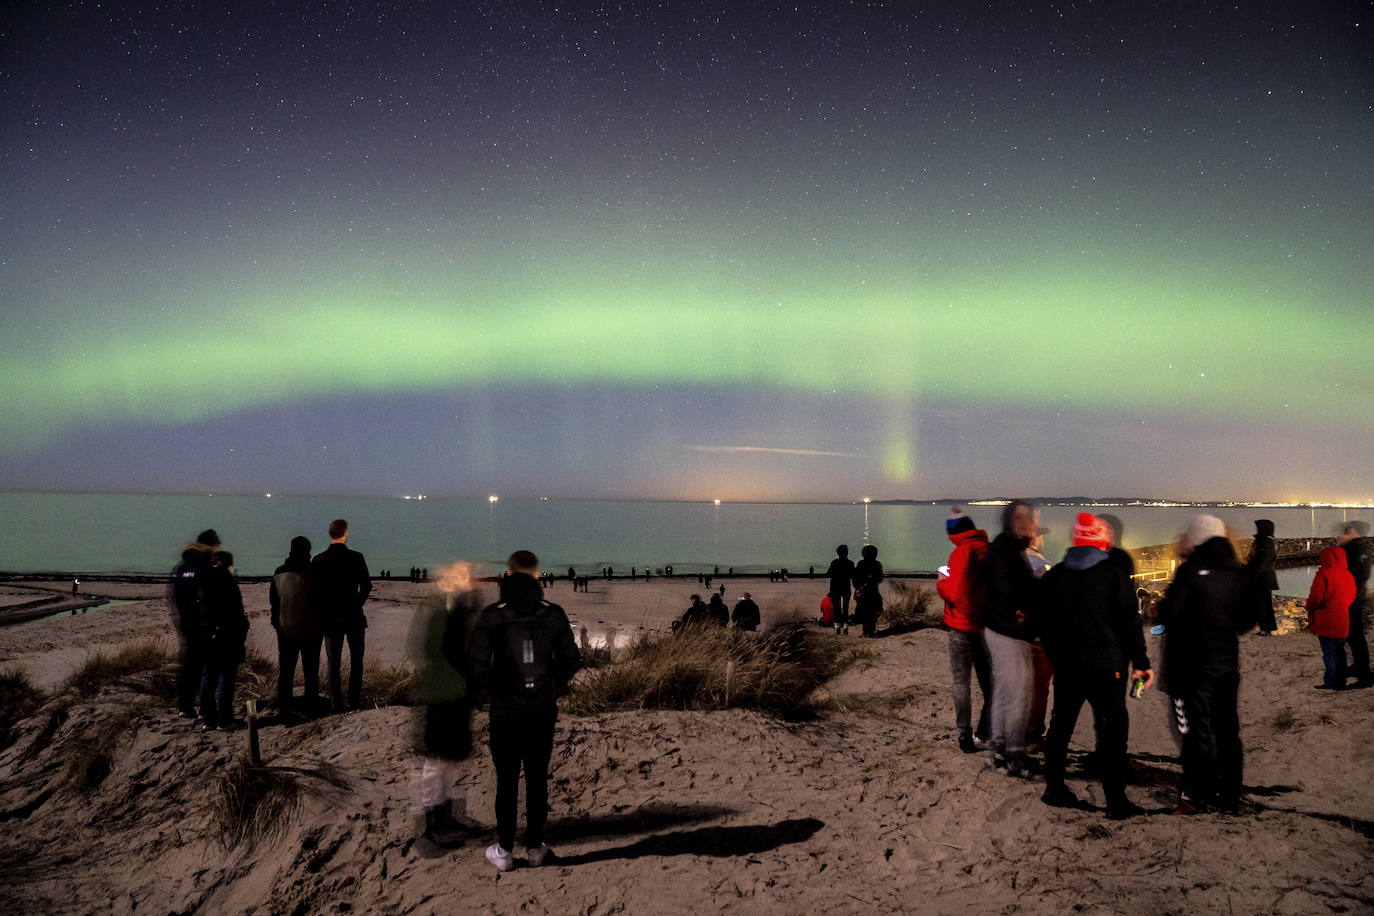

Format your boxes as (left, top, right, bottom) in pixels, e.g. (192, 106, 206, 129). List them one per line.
(826, 545, 857, 635)
(468, 550, 582, 871)
(197, 550, 249, 731)
(168, 528, 219, 719)
(270, 536, 322, 719)
(937, 508, 992, 754)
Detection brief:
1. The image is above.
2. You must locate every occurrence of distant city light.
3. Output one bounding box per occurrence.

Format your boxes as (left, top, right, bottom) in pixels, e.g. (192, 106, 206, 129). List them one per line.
(862, 496, 871, 504)
(489, 495, 500, 503)
(264, 493, 272, 498)
(714, 498, 722, 506)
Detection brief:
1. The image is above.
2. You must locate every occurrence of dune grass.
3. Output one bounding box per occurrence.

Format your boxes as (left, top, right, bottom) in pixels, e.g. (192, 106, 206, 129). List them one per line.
(0, 667, 44, 751)
(60, 706, 140, 794)
(63, 640, 174, 698)
(359, 661, 417, 708)
(207, 758, 350, 849)
(565, 622, 860, 720)
(879, 580, 943, 632)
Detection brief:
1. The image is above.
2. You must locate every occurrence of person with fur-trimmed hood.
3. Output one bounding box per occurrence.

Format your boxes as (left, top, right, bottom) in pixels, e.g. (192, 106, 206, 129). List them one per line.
(937, 508, 992, 754)
(1155, 515, 1255, 814)
(168, 528, 221, 719)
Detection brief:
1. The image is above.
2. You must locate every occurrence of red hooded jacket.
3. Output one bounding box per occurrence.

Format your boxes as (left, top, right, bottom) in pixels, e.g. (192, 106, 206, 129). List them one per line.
(1306, 546, 1355, 639)
(938, 528, 989, 633)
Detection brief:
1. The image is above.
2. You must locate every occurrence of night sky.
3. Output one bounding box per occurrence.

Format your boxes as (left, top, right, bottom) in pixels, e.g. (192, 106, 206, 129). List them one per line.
(3, 2, 1371, 502)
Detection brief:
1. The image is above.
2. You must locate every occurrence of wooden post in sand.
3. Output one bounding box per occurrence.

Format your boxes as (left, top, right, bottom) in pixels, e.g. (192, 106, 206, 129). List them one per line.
(725, 660, 735, 707)
(246, 699, 261, 765)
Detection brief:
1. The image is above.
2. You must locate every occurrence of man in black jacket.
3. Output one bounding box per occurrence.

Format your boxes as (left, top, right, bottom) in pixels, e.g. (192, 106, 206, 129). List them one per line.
(468, 550, 582, 872)
(1246, 519, 1279, 635)
(1338, 522, 1372, 687)
(826, 545, 856, 635)
(979, 500, 1040, 778)
(271, 535, 321, 718)
(311, 519, 372, 712)
(732, 592, 761, 631)
(1040, 514, 1154, 819)
(198, 550, 248, 730)
(168, 528, 220, 718)
(1156, 515, 1255, 814)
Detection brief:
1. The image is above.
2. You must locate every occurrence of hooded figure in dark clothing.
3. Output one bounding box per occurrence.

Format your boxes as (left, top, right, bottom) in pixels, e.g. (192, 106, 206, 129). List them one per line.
(167, 528, 220, 718)
(852, 544, 884, 637)
(826, 545, 857, 634)
(1246, 519, 1279, 635)
(706, 594, 730, 627)
(1040, 514, 1154, 820)
(198, 550, 249, 730)
(1338, 522, 1372, 687)
(732, 593, 761, 631)
(1156, 515, 1256, 814)
(271, 536, 321, 717)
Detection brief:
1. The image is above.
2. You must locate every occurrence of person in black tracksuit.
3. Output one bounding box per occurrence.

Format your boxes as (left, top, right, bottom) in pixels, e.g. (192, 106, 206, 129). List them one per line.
(468, 551, 582, 870)
(826, 545, 856, 634)
(1246, 519, 1279, 635)
(198, 551, 249, 730)
(1039, 514, 1154, 819)
(1156, 519, 1256, 813)
(167, 529, 220, 718)
(311, 519, 372, 712)
(852, 544, 885, 637)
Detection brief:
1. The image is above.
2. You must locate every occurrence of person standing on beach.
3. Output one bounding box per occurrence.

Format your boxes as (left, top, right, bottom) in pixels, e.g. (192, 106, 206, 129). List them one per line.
(732, 592, 761, 631)
(271, 536, 322, 719)
(826, 545, 856, 635)
(937, 508, 992, 754)
(852, 545, 884, 637)
(979, 500, 1040, 778)
(1024, 517, 1054, 751)
(1039, 514, 1154, 819)
(410, 562, 484, 849)
(1246, 520, 1279, 636)
(311, 519, 372, 712)
(168, 529, 220, 719)
(468, 550, 582, 871)
(1338, 522, 1372, 687)
(1155, 515, 1254, 813)
(197, 550, 248, 730)
(1306, 545, 1356, 690)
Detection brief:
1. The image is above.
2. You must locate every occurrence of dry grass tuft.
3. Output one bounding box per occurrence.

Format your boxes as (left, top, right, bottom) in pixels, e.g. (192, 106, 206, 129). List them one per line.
(233, 648, 278, 708)
(0, 667, 44, 751)
(360, 661, 417, 707)
(576, 627, 615, 669)
(879, 580, 943, 632)
(565, 622, 858, 720)
(62, 641, 173, 698)
(1272, 708, 1297, 732)
(207, 758, 350, 849)
(60, 706, 139, 794)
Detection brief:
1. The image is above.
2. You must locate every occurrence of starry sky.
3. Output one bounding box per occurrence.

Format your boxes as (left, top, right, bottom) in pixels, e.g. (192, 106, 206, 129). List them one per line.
(2, 1, 1371, 502)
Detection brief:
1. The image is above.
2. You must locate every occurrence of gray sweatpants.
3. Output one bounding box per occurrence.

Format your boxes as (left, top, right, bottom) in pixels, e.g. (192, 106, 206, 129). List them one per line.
(948, 628, 991, 740)
(983, 628, 1032, 756)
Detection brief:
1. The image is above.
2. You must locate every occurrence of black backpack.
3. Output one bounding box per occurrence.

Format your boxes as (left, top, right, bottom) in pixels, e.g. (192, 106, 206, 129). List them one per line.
(496, 608, 558, 699)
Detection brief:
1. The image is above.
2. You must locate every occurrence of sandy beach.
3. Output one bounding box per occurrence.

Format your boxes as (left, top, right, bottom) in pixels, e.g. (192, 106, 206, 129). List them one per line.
(1, 576, 1371, 914)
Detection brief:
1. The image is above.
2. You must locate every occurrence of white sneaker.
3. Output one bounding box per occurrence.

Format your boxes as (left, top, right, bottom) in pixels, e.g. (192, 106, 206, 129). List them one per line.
(485, 843, 514, 872)
(526, 843, 552, 867)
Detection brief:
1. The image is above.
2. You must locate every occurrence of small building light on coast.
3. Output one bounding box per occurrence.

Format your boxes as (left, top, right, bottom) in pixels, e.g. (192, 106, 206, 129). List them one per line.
(489, 495, 499, 503)
(265, 493, 272, 498)
(714, 498, 721, 506)
(862, 496, 872, 504)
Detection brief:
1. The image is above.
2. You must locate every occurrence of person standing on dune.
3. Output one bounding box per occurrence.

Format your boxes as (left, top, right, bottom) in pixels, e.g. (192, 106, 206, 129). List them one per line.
(168, 528, 220, 719)
(826, 545, 856, 635)
(937, 508, 992, 754)
(311, 519, 372, 713)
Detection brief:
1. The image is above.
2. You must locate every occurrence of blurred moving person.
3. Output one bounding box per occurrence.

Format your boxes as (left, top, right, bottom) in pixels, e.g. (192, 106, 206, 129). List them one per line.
(1306, 545, 1356, 690)
(197, 550, 248, 731)
(271, 536, 321, 719)
(852, 544, 884, 637)
(937, 508, 992, 754)
(1039, 514, 1154, 820)
(1156, 515, 1255, 814)
(1246, 520, 1279, 636)
(1024, 517, 1054, 751)
(410, 562, 484, 849)
(168, 528, 220, 719)
(468, 550, 582, 871)
(1338, 522, 1372, 687)
(826, 545, 856, 635)
(980, 500, 1041, 778)
(312, 519, 373, 712)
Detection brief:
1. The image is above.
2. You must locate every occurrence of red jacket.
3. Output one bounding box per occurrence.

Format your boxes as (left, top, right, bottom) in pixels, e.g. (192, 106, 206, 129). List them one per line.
(938, 528, 989, 633)
(1306, 546, 1355, 639)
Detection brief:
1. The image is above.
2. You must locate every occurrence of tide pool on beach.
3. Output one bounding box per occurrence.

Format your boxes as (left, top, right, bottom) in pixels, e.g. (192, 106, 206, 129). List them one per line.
(0, 492, 1362, 580)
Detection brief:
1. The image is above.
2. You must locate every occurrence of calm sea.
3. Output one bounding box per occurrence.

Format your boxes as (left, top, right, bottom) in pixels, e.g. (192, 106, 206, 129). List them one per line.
(0, 493, 1359, 590)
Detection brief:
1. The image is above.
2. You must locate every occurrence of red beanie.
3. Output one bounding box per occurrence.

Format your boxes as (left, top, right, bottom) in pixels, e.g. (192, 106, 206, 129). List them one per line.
(1072, 512, 1113, 551)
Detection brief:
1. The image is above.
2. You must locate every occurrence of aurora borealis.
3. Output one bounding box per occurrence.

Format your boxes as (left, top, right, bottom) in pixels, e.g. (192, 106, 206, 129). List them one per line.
(2, 3, 1371, 501)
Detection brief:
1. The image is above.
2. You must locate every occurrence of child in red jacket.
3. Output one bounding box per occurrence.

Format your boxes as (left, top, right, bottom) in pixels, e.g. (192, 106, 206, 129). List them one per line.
(1307, 545, 1356, 690)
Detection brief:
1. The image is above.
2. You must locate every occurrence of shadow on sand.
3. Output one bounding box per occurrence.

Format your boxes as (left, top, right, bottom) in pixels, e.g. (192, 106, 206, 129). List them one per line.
(554, 817, 825, 866)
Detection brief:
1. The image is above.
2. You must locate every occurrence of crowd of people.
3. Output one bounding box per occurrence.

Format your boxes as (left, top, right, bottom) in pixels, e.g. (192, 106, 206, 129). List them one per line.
(933, 502, 1372, 819)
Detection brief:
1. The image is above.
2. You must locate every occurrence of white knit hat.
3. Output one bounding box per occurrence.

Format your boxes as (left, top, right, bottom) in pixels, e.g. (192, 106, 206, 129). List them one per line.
(1184, 514, 1227, 548)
